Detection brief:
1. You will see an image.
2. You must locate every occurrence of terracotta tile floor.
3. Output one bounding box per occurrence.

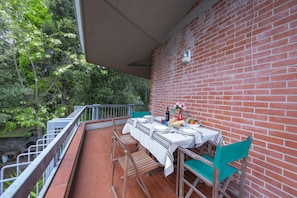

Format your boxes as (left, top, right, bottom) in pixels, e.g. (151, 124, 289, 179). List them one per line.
(68, 126, 210, 198)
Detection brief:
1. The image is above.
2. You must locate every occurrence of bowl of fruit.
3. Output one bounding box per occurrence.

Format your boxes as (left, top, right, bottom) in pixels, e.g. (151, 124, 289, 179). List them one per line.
(186, 118, 202, 128)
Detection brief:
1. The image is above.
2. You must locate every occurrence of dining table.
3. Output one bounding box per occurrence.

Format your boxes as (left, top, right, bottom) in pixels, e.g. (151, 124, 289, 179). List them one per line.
(122, 117, 224, 177)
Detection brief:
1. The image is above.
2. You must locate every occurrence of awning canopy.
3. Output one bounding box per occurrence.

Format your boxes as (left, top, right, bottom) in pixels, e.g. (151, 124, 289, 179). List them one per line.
(74, 0, 217, 79)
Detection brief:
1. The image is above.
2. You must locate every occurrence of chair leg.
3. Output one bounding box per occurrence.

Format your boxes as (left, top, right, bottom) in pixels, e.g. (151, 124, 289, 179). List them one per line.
(185, 177, 200, 198)
(176, 148, 180, 195)
(111, 154, 118, 198)
(111, 161, 115, 185)
(111, 138, 116, 186)
(179, 151, 206, 198)
(239, 159, 248, 198)
(111, 186, 118, 198)
(183, 177, 206, 198)
(218, 177, 233, 198)
(179, 151, 184, 198)
(111, 136, 116, 168)
(135, 177, 152, 198)
(213, 169, 220, 198)
(123, 155, 129, 198)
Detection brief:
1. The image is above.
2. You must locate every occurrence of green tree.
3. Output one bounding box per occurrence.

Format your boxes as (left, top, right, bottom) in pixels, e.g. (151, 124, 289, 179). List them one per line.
(47, 0, 150, 106)
(0, 0, 66, 137)
(0, 0, 150, 138)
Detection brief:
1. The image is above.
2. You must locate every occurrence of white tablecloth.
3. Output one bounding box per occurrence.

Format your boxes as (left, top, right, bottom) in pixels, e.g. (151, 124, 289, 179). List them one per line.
(122, 118, 223, 177)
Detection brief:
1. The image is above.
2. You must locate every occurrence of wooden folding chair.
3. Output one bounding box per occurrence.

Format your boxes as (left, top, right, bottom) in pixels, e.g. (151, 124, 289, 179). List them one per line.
(111, 128, 159, 198)
(111, 119, 138, 169)
(112, 119, 137, 144)
(178, 136, 252, 198)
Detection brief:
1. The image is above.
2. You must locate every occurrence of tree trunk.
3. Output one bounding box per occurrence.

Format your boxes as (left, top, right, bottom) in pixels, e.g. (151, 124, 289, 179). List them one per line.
(13, 48, 24, 87)
(36, 127, 44, 139)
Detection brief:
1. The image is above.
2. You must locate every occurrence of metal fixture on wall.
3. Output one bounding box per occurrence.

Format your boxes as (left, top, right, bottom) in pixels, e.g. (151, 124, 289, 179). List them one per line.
(182, 50, 191, 64)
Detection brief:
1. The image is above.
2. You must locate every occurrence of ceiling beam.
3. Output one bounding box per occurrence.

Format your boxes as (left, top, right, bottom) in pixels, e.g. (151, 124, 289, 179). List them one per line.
(161, 0, 218, 44)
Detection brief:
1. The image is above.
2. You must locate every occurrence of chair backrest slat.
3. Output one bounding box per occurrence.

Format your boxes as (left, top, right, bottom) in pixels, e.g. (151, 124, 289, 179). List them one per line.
(214, 136, 252, 168)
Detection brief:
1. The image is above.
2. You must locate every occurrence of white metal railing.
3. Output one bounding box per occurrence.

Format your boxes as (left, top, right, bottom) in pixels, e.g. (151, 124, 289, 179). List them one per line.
(83, 104, 148, 120)
(0, 104, 148, 197)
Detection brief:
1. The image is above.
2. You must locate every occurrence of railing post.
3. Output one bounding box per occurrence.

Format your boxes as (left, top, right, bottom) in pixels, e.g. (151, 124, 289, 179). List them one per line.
(128, 105, 132, 117)
(98, 105, 100, 119)
(92, 106, 96, 120)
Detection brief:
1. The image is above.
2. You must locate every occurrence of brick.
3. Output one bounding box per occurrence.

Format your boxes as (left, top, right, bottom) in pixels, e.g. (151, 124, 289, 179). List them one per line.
(271, 59, 296, 67)
(256, 81, 286, 89)
(273, 28, 297, 42)
(288, 80, 297, 87)
(287, 109, 297, 117)
(244, 76, 270, 84)
(257, 53, 288, 64)
(269, 131, 297, 142)
(267, 168, 297, 190)
(285, 140, 297, 149)
(274, 0, 296, 14)
(272, 43, 297, 55)
(255, 109, 285, 116)
(271, 88, 297, 95)
(255, 121, 284, 131)
(242, 125, 268, 135)
(256, 95, 286, 102)
(253, 143, 283, 161)
(255, 133, 284, 145)
(265, 181, 295, 198)
(271, 24, 290, 39)
(270, 102, 297, 109)
(284, 155, 297, 167)
(275, 6, 297, 24)
(268, 144, 296, 160)
(256, 38, 288, 52)
(283, 185, 297, 198)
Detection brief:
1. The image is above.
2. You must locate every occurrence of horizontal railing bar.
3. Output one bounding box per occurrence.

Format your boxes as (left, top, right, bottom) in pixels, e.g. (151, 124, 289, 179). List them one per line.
(0, 106, 86, 197)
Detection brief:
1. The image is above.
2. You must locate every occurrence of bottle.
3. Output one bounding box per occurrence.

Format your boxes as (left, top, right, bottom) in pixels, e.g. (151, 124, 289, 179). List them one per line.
(166, 107, 170, 121)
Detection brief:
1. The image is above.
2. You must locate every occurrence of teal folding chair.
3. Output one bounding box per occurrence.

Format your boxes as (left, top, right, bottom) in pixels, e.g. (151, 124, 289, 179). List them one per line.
(131, 111, 150, 118)
(178, 136, 252, 198)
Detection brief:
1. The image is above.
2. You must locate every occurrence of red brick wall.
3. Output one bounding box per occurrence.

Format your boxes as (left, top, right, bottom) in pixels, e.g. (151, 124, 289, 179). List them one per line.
(151, 0, 297, 197)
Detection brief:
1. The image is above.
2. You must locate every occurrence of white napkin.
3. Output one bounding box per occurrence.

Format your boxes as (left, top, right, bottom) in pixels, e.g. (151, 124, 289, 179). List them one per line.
(150, 128, 156, 138)
(133, 119, 138, 127)
(193, 132, 202, 146)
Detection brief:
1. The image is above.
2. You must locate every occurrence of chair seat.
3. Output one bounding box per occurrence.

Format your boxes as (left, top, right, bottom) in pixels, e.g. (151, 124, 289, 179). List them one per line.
(117, 150, 159, 177)
(120, 134, 138, 145)
(185, 154, 238, 183)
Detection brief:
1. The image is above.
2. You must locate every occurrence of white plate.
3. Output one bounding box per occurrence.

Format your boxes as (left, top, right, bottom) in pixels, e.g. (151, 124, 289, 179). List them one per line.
(137, 118, 148, 123)
(180, 128, 198, 135)
(153, 116, 164, 122)
(154, 125, 168, 132)
(144, 115, 153, 119)
(186, 123, 200, 128)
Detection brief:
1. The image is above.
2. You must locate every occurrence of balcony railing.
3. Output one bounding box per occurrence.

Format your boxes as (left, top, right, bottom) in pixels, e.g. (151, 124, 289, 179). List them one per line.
(0, 104, 148, 197)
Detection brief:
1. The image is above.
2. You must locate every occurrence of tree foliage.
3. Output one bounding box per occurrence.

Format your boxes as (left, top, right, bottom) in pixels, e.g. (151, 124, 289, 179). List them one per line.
(0, 0, 150, 136)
